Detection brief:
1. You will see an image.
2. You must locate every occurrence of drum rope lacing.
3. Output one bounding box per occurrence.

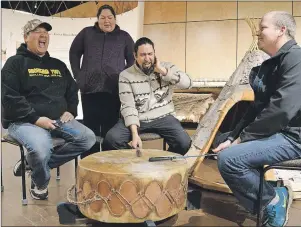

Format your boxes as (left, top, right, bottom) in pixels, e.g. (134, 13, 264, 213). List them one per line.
(67, 172, 188, 219)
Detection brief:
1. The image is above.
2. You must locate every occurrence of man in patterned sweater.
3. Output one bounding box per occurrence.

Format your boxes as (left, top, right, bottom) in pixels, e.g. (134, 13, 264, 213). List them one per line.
(103, 37, 192, 155)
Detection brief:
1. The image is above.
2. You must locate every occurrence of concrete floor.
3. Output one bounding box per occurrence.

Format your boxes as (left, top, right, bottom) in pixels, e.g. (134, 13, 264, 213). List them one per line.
(1, 134, 301, 226)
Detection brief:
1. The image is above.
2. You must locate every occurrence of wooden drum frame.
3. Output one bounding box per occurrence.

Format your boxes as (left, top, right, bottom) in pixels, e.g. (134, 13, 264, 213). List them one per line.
(70, 149, 189, 223)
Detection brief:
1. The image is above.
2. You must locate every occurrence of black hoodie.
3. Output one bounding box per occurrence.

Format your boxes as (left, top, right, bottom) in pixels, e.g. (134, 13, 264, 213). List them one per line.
(69, 23, 135, 95)
(1, 44, 79, 129)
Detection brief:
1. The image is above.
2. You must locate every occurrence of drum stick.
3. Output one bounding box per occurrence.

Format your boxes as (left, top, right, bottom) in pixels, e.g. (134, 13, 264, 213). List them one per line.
(136, 145, 142, 157)
(149, 153, 217, 162)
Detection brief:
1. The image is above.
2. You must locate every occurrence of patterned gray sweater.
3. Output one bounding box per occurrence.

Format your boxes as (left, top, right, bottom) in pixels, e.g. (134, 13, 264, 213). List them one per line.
(119, 62, 192, 127)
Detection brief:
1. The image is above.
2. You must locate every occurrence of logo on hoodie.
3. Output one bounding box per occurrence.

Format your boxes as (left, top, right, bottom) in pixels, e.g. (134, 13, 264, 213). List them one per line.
(28, 68, 62, 77)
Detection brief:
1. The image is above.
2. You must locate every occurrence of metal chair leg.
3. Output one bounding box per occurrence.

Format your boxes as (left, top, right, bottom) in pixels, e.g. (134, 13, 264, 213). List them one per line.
(56, 167, 60, 180)
(1, 150, 3, 192)
(163, 139, 167, 151)
(257, 167, 265, 227)
(74, 157, 78, 201)
(74, 157, 78, 179)
(1, 175, 3, 192)
(20, 146, 28, 205)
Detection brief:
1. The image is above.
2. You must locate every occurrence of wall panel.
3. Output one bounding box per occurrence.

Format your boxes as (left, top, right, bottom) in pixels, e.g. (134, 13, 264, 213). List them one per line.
(143, 23, 186, 71)
(186, 21, 237, 80)
(238, 2, 292, 19)
(144, 1, 186, 24)
(187, 2, 237, 21)
(293, 2, 301, 16)
(143, 1, 297, 81)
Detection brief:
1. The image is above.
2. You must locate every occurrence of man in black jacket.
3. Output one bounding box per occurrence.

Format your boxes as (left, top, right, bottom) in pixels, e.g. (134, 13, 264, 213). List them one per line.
(1, 19, 96, 200)
(214, 11, 301, 226)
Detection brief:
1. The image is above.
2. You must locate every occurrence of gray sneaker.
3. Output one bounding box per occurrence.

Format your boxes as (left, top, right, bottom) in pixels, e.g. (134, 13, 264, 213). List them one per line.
(13, 159, 31, 177)
(30, 180, 48, 200)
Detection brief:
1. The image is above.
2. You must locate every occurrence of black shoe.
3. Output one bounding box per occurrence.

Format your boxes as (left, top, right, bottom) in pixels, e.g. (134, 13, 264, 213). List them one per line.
(13, 159, 31, 177)
(57, 202, 86, 224)
(30, 180, 48, 200)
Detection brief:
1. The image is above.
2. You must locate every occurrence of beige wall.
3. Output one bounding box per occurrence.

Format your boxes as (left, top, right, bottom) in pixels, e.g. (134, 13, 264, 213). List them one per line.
(144, 1, 301, 80)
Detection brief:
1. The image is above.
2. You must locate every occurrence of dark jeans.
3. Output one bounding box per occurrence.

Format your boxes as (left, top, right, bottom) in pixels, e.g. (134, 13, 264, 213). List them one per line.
(81, 92, 120, 157)
(8, 120, 96, 189)
(103, 115, 191, 155)
(217, 133, 301, 214)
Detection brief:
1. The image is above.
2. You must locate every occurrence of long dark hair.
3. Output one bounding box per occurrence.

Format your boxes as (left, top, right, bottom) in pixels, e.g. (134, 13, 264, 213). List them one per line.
(97, 4, 116, 19)
(134, 37, 155, 56)
(134, 37, 162, 89)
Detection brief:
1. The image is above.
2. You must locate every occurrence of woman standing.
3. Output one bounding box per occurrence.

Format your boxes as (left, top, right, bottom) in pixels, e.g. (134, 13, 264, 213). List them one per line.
(69, 5, 134, 154)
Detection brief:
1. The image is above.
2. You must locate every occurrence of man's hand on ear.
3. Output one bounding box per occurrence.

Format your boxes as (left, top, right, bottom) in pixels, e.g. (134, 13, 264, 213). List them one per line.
(154, 57, 167, 76)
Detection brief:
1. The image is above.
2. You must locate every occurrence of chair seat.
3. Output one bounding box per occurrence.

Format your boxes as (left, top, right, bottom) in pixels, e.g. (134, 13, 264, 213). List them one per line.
(2, 134, 65, 148)
(2, 134, 21, 146)
(271, 159, 301, 168)
(258, 157, 301, 226)
(139, 133, 162, 141)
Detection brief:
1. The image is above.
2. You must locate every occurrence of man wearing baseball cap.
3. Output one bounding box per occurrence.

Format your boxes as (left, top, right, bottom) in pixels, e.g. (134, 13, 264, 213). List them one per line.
(23, 18, 52, 34)
(1, 19, 96, 200)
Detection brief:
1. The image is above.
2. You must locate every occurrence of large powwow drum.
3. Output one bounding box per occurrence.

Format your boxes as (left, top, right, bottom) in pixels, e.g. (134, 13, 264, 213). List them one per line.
(75, 149, 189, 223)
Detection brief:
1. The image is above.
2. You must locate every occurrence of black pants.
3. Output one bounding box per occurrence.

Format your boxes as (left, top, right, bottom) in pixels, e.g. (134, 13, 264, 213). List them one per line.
(81, 92, 120, 157)
(103, 115, 191, 155)
(211, 131, 232, 149)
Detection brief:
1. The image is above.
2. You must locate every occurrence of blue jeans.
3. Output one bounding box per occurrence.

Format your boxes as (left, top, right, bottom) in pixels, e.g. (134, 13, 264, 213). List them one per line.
(8, 119, 96, 189)
(217, 133, 301, 214)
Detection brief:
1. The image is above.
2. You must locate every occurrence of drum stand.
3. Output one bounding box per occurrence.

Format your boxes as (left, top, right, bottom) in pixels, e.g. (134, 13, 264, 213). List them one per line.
(57, 184, 201, 226)
(57, 202, 156, 226)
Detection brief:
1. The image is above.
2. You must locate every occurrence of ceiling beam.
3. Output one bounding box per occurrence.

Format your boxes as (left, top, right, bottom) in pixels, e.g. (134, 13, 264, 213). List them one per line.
(53, 1, 138, 18)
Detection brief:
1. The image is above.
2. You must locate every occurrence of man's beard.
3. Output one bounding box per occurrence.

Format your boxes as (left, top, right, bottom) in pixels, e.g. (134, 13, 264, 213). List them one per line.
(136, 62, 155, 76)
